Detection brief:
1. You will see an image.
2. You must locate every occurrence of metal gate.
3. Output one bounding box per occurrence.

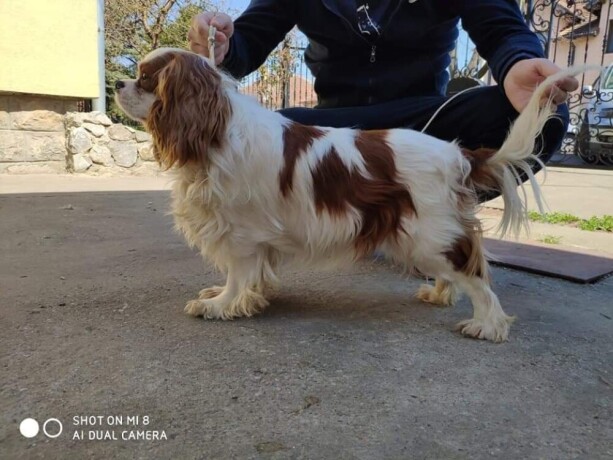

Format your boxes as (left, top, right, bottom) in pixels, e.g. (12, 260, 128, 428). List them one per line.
(524, 0, 613, 166)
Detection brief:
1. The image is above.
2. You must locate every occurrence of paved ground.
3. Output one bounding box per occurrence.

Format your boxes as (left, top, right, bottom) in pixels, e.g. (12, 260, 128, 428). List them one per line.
(485, 166, 613, 220)
(0, 180, 612, 459)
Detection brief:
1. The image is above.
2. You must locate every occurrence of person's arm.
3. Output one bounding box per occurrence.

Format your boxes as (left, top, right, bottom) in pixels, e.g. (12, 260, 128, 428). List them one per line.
(449, 0, 544, 86)
(447, 0, 577, 111)
(222, 0, 297, 79)
(189, 1, 297, 78)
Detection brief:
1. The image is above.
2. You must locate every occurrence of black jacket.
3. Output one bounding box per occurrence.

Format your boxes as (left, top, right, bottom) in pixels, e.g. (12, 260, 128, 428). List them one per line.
(222, 0, 544, 109)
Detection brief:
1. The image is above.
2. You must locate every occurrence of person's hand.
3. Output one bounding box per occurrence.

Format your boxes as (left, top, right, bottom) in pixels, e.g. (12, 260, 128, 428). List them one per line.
(188, 12, 234, 65)
(503, 58, 579, 113)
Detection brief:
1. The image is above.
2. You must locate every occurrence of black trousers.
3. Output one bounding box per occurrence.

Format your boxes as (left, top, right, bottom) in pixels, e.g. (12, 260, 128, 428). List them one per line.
(278, 86, 569, 202)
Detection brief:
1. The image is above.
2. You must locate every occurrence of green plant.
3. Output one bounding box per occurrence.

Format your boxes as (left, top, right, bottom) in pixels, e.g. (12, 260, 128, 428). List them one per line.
(527, 211, 612, 232)
(578, 215, 613, 232)
(528, 211, 580, 225)
(255, 32, 300, 108)
(539, 234, 562, 244)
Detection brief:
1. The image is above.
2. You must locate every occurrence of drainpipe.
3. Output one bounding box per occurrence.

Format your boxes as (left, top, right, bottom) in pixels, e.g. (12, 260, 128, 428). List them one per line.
(92, 0, 106, 112)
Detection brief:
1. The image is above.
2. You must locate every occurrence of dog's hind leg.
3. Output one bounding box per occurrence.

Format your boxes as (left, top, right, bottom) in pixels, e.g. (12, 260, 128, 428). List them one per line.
(416, 278, 459, 307)
(442, 232, 514, 342)
(451, 272, 515, 343)
(185, 252, 274, 320)
(411, 226, 514, 342)
(199, 285, 224, 299)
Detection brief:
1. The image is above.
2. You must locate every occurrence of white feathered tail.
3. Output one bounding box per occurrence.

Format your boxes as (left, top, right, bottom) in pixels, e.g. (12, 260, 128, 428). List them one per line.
(468, 65, 599, 237)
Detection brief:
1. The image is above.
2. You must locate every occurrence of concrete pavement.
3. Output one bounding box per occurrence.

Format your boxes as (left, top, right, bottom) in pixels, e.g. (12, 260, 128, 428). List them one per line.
(1, 165, 611, 217)
(479, 167, 613, 257)
(484, 166, 613, 219)
(0, 172, 172, 194)
(2, 166, 611, 256)
(0, 170, 612, 459)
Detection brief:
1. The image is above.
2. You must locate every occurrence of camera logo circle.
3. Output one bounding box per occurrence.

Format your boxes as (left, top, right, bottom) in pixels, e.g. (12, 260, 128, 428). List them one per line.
(43, 418, 63, 438)
(19, 418, 39, 438)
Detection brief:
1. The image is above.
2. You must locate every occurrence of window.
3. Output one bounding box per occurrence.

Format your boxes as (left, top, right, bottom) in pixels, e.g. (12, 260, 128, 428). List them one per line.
(602, 66, 613, 90)
(606, 20, 613, 53)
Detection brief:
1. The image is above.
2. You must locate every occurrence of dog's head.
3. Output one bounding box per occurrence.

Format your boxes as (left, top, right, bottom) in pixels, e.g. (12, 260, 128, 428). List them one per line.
(114, 48, 231, 169)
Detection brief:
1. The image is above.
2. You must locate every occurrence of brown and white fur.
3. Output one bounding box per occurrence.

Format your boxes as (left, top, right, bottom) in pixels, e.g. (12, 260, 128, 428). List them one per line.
(115, 47, 586, 342)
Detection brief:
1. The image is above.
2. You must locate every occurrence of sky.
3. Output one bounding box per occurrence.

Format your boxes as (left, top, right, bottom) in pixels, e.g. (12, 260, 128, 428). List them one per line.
(223, 0, 250, 16)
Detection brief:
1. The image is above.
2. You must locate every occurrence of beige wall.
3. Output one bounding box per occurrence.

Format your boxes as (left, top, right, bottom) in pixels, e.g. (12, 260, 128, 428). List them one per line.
(0, 0, 100, 98)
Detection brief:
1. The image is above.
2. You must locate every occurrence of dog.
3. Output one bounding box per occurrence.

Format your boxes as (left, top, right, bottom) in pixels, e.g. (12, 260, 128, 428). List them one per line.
(115, 47, 579, 342)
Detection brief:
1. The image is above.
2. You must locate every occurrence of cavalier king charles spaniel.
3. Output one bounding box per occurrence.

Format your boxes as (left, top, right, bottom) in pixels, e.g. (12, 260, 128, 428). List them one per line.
(115, 47, 581, 342)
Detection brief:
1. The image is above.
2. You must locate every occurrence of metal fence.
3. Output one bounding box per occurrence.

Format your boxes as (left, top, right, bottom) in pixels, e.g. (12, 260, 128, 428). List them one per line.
(239, 46, 314, 111)
(525, 0, 613, 166)
(239, 1, 613, 166)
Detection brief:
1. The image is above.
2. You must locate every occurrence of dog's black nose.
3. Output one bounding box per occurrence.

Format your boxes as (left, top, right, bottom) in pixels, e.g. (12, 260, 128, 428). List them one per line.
(115, 80, 125, 90)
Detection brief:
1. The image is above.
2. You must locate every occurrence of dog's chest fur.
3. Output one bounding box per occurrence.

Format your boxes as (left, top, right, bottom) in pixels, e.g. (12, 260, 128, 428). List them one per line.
(170, 168, 226, 254)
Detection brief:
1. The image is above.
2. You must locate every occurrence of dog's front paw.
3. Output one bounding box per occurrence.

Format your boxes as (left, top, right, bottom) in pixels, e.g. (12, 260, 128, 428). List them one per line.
(185, 299, 211, 317)
(184, 298, 228, 319)
(184, 290, 269, 320)
(199, 286, 224, 299)
(416, 283, 456, 307)
(454, 315, 515, 343)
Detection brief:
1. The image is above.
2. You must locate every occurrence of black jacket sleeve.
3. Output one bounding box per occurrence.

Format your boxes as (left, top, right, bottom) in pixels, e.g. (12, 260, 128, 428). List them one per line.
(448, 0, 545, 85)
(221, 0, 297, 79)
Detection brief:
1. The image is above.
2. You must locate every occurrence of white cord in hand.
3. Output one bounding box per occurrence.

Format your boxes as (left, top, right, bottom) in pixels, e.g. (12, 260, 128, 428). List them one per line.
(208, 25, 217, 67)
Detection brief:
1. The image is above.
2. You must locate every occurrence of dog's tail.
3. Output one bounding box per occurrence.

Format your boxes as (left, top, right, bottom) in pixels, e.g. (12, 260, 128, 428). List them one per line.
(462, 65, 598, 237)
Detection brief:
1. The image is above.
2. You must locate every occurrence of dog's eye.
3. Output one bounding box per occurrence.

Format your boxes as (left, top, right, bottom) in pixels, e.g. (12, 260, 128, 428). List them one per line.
(141, 73, 148, 81)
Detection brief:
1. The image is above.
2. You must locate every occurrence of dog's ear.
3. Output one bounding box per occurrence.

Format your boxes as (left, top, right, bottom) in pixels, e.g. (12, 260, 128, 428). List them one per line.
(145, 52, 231, 170)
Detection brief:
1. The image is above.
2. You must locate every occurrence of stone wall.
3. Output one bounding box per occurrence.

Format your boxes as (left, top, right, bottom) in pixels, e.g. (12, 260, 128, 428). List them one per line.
(0, 94, 156, 174)
(0, 94, 76, 173)
(64, 112, 156, 174)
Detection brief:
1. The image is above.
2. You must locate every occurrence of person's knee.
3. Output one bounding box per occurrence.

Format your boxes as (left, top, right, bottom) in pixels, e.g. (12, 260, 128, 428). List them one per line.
(538, 103, 569, 163)
(447, 87, 519, 149)
(477, 94, 569, 164)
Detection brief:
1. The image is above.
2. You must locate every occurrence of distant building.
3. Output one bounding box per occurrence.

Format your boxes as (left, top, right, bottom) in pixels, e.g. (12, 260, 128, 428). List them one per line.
(241, 75, 318, 110)
(531, 0, 613, 84)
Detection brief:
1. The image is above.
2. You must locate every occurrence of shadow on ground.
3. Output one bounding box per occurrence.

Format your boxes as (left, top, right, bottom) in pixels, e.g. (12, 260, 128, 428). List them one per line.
(0, 191, 611, 459)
